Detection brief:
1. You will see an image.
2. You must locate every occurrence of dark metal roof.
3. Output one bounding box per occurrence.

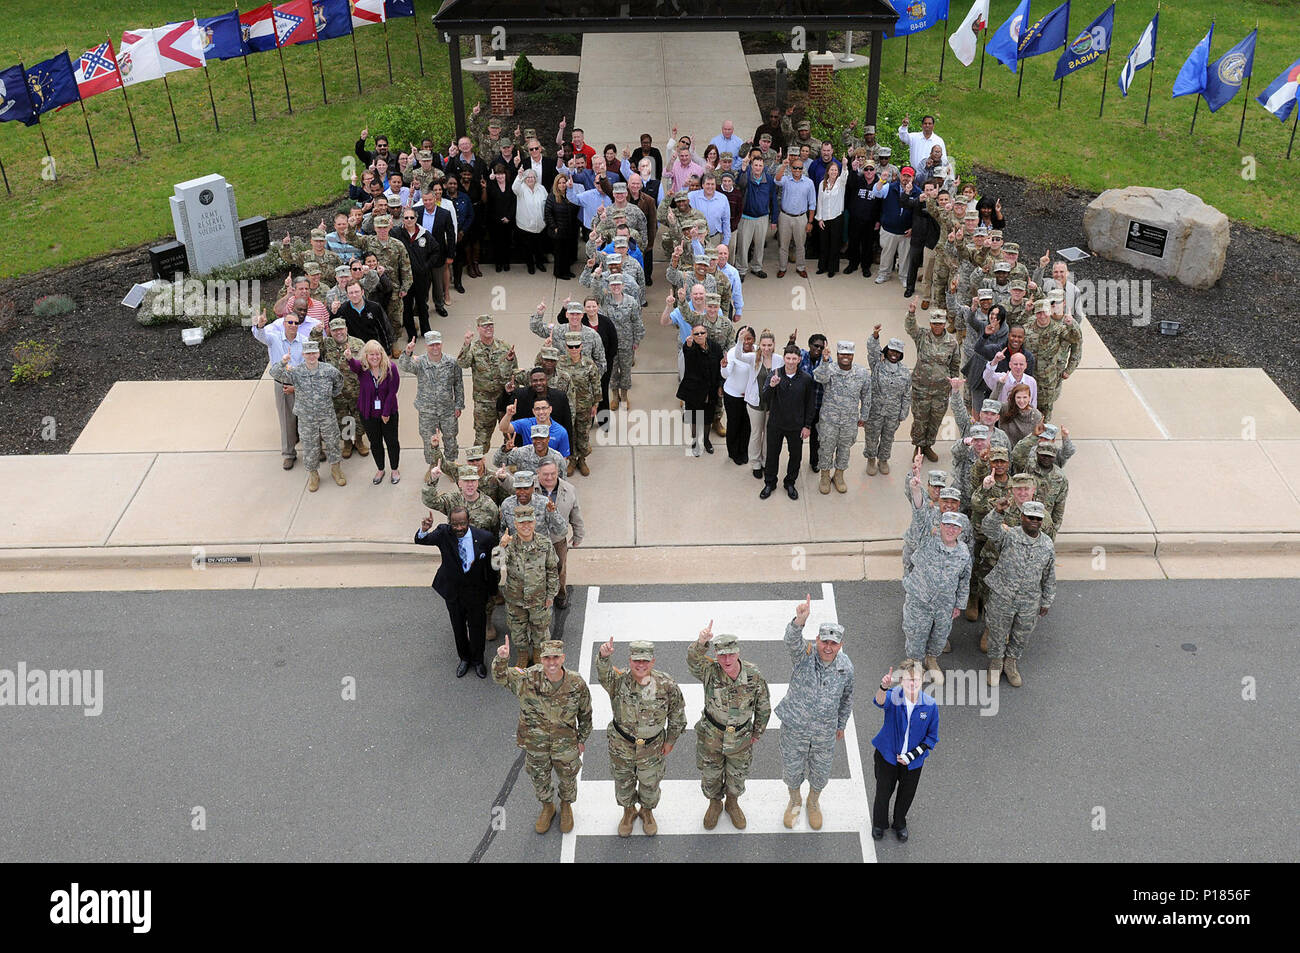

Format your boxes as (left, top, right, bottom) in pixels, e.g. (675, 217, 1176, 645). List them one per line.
(433, 0, 900, 33)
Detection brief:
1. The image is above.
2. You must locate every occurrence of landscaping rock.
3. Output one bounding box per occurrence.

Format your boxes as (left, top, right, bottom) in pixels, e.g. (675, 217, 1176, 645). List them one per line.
(1083, 187, 1230, 289)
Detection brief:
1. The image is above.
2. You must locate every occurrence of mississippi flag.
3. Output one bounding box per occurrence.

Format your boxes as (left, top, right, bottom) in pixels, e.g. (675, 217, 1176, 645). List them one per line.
(156, 21, 206, 72)
(73, 41, 123, 99)
(351, 0, 386, 28)
(1257, 57, 1300, 123)
(274, 0, 319, 46)
(240, 4, 278, 53)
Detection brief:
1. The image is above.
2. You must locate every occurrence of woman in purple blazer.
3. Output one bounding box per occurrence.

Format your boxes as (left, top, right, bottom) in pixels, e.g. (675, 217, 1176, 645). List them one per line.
(347, 340, 403, 485)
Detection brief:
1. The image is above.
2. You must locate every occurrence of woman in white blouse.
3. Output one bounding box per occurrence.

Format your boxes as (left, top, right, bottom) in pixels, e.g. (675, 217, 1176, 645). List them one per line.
(815, 159, 848, 277)
(733, 329, 778, 480)
(511, 168, 549, 274)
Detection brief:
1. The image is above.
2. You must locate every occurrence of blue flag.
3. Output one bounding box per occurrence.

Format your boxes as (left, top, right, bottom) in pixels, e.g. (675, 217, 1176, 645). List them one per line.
(312, 0, 353, 41)
(25, 52, 79, 117)
(385, 0, 414, 17)
(886, 0, 951, 39)
(0, 63, 36, 125)
(1256, 56, 1300, 122)
(1054, 3, 1111, 80)
(988, 0, 1031, 73)
(199, 10, 248, 61)
(1118, 13, 1158, 97)
(1173, 24, 1213, 98)
(1018, 1, 1070, 60)
(1203, 28, 1256, 113)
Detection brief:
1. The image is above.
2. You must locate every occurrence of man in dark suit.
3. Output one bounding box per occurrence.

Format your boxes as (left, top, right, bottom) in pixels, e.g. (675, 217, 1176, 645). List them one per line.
(758, 344, 816, 500)
(418, 187, 456, 317)
(415, 505, 500, 678)
(517, 138, 558, 192)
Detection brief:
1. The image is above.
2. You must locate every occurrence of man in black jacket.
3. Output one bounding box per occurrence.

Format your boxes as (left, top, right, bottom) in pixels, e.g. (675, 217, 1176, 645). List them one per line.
(393, 210, 436, 338)
(415, 505, 500, 679)
(336, 279, 392, 354)
(844, 152, 878, 277)
(418, 187, 456, 317)
(758, 344, 816, 500)
(901, 180, 940, 299)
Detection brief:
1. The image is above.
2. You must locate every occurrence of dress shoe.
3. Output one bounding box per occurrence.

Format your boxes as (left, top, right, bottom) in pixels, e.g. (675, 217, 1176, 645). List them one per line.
(759, 485, 774, 500)
(537, 262, 547, 272)
(894, 825, 909, 842)
(815, 266, 825, 275)
(798, 269, 809, 278)
(527, 264, 536, 275)
(282, 457, 296, 470)
(872, 826, 885, 840)
(786, 484, 799, 500)
(703, 439, 714, 454)
(435, 305, 448, 317)
(503, 263, 511, 272)
(752, 467, 765, 480)
(751, 270, 767, 279)
(475, 663, 487, 678)
(845, 264, 858, 275)
(456, 660, 470, 678)
(455, 282, 466, 294)
(777, 270, 786, 278)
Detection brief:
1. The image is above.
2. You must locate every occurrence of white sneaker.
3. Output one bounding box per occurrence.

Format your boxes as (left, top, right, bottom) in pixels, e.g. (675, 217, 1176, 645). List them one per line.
(874, 272, 889, 284)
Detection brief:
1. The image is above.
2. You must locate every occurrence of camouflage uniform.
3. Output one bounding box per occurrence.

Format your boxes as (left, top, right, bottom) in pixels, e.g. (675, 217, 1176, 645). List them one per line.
(593, 293, 645, 392)
(398, 349, 465, 466)
(410, 163, 440, 197)
(421, 481, 501, 534)
(812, 355, 872, 473)
(268, 359, 343, 471)
(596, 645, 687, 810)
(318, 330, 365, 447)
(902, 471, 946, 574)
(979, 507, 1057, 661)
(528, 311, 608, 377)
(360, 233, 413, 339)
(1010, 431, 1077, 474)
(500, 494, 568, 539)
(1025, 316, 1082, 420)
(1026, 454, 1069, 538)
(502, 516, 559, 657)
(494, 444, 568, 475)
(686, 637, 771, 800)
(457, 333, 518, 451)
(579, 263, 643, 311)
(277, 241, 342, 286)
(781, 116, 822, 154)
(592, 202, 649, 249)
(583, 240, 647, 291)
(863, 336, 912, 464)
(969, 470, 1012, 605)
(775, 620, 854, 793)
(906, 310, 961, 452)
(929, 226, 961, 310)
(902, 510, 972, 660)
(492, 649, 592, 805)
(562, 349, 602, 466)
(514, 363, 572, 396)
(950, 393, 1011, 452)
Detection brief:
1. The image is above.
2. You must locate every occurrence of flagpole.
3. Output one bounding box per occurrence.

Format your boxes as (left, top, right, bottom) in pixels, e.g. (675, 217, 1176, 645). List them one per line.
(1057, 39, 1066, 109)
(161, 71, 182, 142)
(315, 36, 328, 104)
(197, 11, 221, 131)
(1236, 23, 1257, 148)
(939, 16, 949, 82)
(106, 33, 141, 154)
(1098, 35, 1112, 117)
(1190, 95, 1200, 135)
(381, 16, 394, 85)
(1286, 108, 1297, 159)
(276, 37, 293, 113)
(241, 51, 258, 122)
(1143, 9, 1157, 126)
(76, 98, 100, 168)
(350, 26, 363, 94)
(978, 31, 988, 89)
(904, 34, 910, 74)
(412, 9, 424, 75)
(0, 155, 9, 195)
(34, 115, 54, 176)
(1017, 59, 1026, 99)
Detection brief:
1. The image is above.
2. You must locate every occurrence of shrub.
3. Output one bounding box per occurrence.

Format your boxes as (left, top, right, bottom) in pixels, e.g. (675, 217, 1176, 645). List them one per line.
(32, 294, 75, 317)
(369, 81, 455, 156)
(11, 339, 57, 383)
(514, 53, 541, 92)
(791, 52, 809, 92)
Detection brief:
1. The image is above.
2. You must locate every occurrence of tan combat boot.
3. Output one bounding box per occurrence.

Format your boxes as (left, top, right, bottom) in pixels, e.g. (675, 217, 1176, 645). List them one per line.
(923, 446, 938, 462)
(866, 458, 878, 476)
(534, 802, 556, 834)
(924, 655, 944, 685)
(610, 390, 620, 411)
(724, 794, 747, 829)
(617, 805, 637, 837)
(485, 618, 499, 641)
(980, 628, 989, 654)
(567, 458, 578, 477)
(621, 389, 631, 410)
(577, 457, 590, 476)
(878, 459, 891, 475)
(1003, 656, 1022, 687)
(833, 469, 847, 493)
(988, 658, 1003, 687)
(356, 432, 370, 456)
(559, 801, 574, 833)
(942, 639, 952, 654)
(639, 807, 658, 836)
(806, 789, 823, 830)
(713, 417, 726, 437)
(331, 463, 347, 486)
(819, 469, 832, 494)
(703, 798, 724, 830)
(342, 439, 353, 459)
(783, 787, 803, 829)
(307, 470, 320, 492)
(965, 597, 980, 622)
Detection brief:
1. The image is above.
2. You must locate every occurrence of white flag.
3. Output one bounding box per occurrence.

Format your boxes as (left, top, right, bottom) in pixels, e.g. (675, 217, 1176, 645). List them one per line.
(1118, 15, 1158, 97)
(116, 29, 165, 87)
(351, 0, 386, 28)
(154, 21, 206, 74)
(948, 0, 990, 67)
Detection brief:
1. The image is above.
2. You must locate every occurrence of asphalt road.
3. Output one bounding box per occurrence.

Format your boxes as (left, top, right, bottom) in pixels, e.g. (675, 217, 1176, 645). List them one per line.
(0, 579, 1294, 863)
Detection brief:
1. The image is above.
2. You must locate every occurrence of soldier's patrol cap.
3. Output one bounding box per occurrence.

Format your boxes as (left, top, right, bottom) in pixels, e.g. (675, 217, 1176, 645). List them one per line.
(1033, 298, 1051, 313)
(1021, 500, 1047, 519)
(604, 254, 623, 266)
(488, 115, 503, 127)
(720, 151, 735, 161)
(864, 125, 876, 134)
(1048, 288, 1066, 302)
(673, 190, 690, 201)
(512, 470, 536, 488)
(981, 398, 1002, 414)
(1041, 423, 1060, 441)
(417, 149, 433, 160)
(310, 228, 327, 240)
(1004, 242, 1020, 253)
(565, 300, 586, 312)
(797, 119, 811, 131)
(374, 214, 392, 228)
(613, 235, 629, 246)
(530, 424, 550, 439)
(928, 309, 949, 322)
(876, 146, 892, 156)
(334, 264, 351, 278)
(303, 261, 321, 276)
(301, 339, 320, 354)
(540, 346, 561, 360)
(964, 209, 979, 220)
(939, 486, 962, 501)
(837, 340, 855, 354)
(886, 337, 906, 353)
(514, 504, 536, 522)
(629, 640, 655, 660)
(1010, 279, 1027, 291)
(539, 640, 566, 658)
(988, 446, 1010, 462)
(425, 330, 443, 344)
(563, 330, 583, 346)
(692, 256, 710, 268)
(607, 274, 626, 286)
(940, 511, 965, 528)
(613, 181, 628, 193)
(977, 289, 995, 301)
(759, 131, 773, 141)
(498, 137, 514, 149)
(1010, 473, 1036, 487)
(476, 314, 494, 326)
(969, 424, 991, 440)
(457, 466, 480, 481)
(927, 470, 948, 486)
(990, 229, 1004, 239)
(974, 225, 990, 236)
(817, 622, 845, 644)
(329, 317, 348, 331)
(1036, 443, 1058, 458)
(465, 446, 485, 461)
(712, 633, 740, 654)
(994, 261, 1011, 273)
(523, 128, 536, 139)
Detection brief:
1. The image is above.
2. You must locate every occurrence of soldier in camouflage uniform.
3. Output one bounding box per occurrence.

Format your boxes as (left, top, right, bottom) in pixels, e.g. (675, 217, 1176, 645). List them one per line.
(903, 509, 972, 684)
(595, 184, 649, 250)
(666, 253, 731, 316)
(968, 446, 1012, 621)
(590, 231, 648, 293)
(500, 470, 567, 538)
(1025, 443, 1069, 538)
(468, 108, 506, 160)
(596, 637, 687, 837)
(656, 192, 694, 259)
(903, 465, 951, 574)
(561, 330, 601, 476)
(457, 314, 518, 452)
(813, 340, 872, 494)
(512, 348, 572, 396)
(1002, 280, 1031, 329)
(1024, 299, 1082, 421)
(277, 227, 342, 285)
(1002, 242, 1030, 285)
(590, 275, 644, 406)
(325, 265, 356, 312)
(268, 340, 346, 492)
(841, 121, 879, 160)
(929, 222, 963, 313)
(1010, 422, 1076, 474)
(500, 504, 558, 669)
(529, 300, 607, 377)
(975, 473, 1054, 652)
(906, 303, 962, 462)
(410, 150, 441, 196)
(399, 330, 465, 484)
(777, 597, 855, 831)
(360, 215, 412, 351)
(318, 317, 368, 459)
(423, 464, 501, 535)
(579, 253, 642, 309)
(980, 499, 1056, 688)
(493, 637, 592, 835)
(493, 424, 567, 476)
(950, 389, 1011, 452)
(863, 329, 912, 475)
(687, 625, 771, 831)
(783, 116, 822, 154)
(949, 423, 994, 511)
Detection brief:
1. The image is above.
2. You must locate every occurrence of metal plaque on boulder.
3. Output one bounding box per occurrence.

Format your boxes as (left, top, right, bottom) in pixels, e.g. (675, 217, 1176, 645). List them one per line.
(1123, 220, 1169, 259)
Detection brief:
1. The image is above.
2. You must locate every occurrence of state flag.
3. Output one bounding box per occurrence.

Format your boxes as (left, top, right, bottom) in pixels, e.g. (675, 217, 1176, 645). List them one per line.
(886, 0, 950, 40)
(1203, 28, 1256, 113)
(987, 0, 1030, 73)
(312, 0, 354, 41)
(240, 4, 278, 53)
(155, 21, 206, 73)
(352, 0, 386, 29)
(1018, 1, 1070, 61)
(26, 52, 81, 116)
(1054, 3, 1111, 81)
(1118, 13, 1158, 97)
(198, 10, 249, 61)
(948, 0, 989, 67)
(73, 42, 124, 99)
(275, 0, 319, 46)
(1172, 24, 1213, 99)
(0, 63, 37, 125)
(117, 29, 166, 87)
(385, 0, 414, 17)
(1256, 56, 1300, 122)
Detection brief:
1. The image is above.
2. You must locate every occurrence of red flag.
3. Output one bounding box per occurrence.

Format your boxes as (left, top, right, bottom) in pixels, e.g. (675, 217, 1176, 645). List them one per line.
(273, 0, 318, 47)
(73, 41, 124, 99)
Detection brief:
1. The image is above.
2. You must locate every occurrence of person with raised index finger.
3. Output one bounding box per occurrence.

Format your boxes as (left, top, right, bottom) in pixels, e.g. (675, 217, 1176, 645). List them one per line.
(870, 658, 939, 843)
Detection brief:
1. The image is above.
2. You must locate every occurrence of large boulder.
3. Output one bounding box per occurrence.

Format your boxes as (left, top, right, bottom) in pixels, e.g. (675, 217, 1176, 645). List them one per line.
(1083, 187, 1229, 289)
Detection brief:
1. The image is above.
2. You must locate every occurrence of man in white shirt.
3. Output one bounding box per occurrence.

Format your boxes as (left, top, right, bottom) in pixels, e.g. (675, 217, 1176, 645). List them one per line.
(898, 114, 947, 171)
(252, 303, 322, 470)
(709, 120, 745, 159)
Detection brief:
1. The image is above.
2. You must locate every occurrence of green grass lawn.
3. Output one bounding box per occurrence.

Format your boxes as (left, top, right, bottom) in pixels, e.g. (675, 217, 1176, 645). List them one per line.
(0, 0, 448, 278)
(817, 0, 1300, 238)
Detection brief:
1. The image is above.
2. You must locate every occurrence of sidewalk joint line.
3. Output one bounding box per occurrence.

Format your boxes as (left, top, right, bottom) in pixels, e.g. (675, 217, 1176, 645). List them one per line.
(1118, 368, 1170, 439)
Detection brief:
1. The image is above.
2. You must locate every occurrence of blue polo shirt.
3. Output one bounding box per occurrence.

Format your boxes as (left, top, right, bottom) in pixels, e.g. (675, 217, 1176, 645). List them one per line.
(778, 173, 817, 216)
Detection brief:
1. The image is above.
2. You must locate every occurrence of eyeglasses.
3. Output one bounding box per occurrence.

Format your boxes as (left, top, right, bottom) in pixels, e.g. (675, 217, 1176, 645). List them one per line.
(402, 215, 415, 220)
(692, 330, 707, 336)
(351, 265, 363, 270)
(566, 344, 582, 349)
(285, 320, 300, 326)
(790, 165, 803, 171)
(529, 147, 542, 152)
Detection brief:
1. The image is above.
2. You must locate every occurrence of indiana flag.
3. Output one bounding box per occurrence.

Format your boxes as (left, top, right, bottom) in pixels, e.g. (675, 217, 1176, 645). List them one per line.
(240, 4, 278, 53)
(1256, 56, 1300, 122)
(73, 41, 124, 99)
(26, 52, 80, 116)
(117, 29, 166, 86)
(155, 21, 206, 73)
(948, 0, 989, 67)
(351, 0, 386, 28)
(274, 0, 319, 46)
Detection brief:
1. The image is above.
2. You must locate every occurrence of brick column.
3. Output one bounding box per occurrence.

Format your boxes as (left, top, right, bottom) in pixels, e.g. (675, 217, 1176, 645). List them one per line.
(808, 53, 836, 105)
(488, 60, 515, 117)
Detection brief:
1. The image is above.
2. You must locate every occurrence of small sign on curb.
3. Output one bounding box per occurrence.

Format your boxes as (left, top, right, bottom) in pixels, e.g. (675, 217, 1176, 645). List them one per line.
(203, 555, 253, 564)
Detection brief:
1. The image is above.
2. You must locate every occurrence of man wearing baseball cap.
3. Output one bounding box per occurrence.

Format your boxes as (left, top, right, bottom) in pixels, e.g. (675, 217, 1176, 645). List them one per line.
(979, 498, 1056, 687)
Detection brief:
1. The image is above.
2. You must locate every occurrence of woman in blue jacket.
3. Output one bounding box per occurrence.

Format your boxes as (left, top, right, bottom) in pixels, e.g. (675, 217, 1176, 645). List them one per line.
(871, 658, 938, 842)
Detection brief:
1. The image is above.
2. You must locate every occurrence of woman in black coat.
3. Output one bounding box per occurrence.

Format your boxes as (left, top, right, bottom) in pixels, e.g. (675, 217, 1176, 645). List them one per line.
(545, 173, 580, 280)
(485, 163, 517, 272)
(580, 297, 618, 421)
(676, 321, 723, 457)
